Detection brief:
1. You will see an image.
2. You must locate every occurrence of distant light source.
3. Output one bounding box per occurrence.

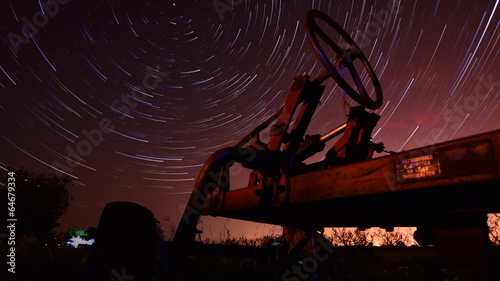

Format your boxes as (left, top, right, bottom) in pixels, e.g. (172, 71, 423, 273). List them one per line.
(67, 236, 95, 248)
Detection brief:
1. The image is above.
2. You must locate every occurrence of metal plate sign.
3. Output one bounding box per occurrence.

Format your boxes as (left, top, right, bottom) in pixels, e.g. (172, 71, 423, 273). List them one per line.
(397, 154, 441, 182)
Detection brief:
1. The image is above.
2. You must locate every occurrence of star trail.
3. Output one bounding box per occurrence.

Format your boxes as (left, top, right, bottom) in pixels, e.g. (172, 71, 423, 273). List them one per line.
(0, 0, 498, 236)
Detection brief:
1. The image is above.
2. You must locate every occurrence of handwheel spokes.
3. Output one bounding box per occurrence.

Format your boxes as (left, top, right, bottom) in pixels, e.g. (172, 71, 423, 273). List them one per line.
(332, 48, 370, 102)
(343, 50, 370, 99)
(342, 48, 361, 64)
(306, 9, 383, 110)
(313, 23, 345, 57)
(315, 49, 353, 83)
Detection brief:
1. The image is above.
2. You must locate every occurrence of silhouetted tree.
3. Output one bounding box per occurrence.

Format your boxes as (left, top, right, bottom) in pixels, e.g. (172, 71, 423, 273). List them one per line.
(0, 168, 72, 241)
(489, 213, 500, 245)
(161, 215, 177, 241)
(375, 228, 415, 247)
(155, 218, 164, 239)
(329, 228, 374, 246)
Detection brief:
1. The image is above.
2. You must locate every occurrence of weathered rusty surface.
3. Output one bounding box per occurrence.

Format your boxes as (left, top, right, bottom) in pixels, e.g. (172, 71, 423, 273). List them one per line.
(291, 130, 498, 201)
(206, 129, 500, 228)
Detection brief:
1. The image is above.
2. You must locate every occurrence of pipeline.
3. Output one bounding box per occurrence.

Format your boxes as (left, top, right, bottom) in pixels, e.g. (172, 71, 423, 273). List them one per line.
(173, 147, 239, 245)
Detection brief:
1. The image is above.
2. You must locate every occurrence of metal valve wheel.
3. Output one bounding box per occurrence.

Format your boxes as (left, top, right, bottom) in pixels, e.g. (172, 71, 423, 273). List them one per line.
(305, 9, 383, 110)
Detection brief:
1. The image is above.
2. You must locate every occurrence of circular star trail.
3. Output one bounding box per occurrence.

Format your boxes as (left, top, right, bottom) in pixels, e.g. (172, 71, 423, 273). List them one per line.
(0, 0, 498, 234)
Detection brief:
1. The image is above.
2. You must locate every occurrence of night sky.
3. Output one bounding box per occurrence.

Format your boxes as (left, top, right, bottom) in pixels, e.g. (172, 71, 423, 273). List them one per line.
(1, 0, 499, 239)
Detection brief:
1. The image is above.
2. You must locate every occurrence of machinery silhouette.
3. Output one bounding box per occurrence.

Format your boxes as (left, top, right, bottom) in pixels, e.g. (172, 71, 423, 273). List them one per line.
(170, 10, 500, 280)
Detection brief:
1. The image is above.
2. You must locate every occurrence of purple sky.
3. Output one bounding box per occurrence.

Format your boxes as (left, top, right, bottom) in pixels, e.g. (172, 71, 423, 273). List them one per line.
(1, 0, 498, 238)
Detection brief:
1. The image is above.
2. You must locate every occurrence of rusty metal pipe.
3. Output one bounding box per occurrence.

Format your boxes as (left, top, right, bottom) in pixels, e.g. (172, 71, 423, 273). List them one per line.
(173, 147, 238, 245)
(319, 122, 347, 143)
(315, 70, 331, 84)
